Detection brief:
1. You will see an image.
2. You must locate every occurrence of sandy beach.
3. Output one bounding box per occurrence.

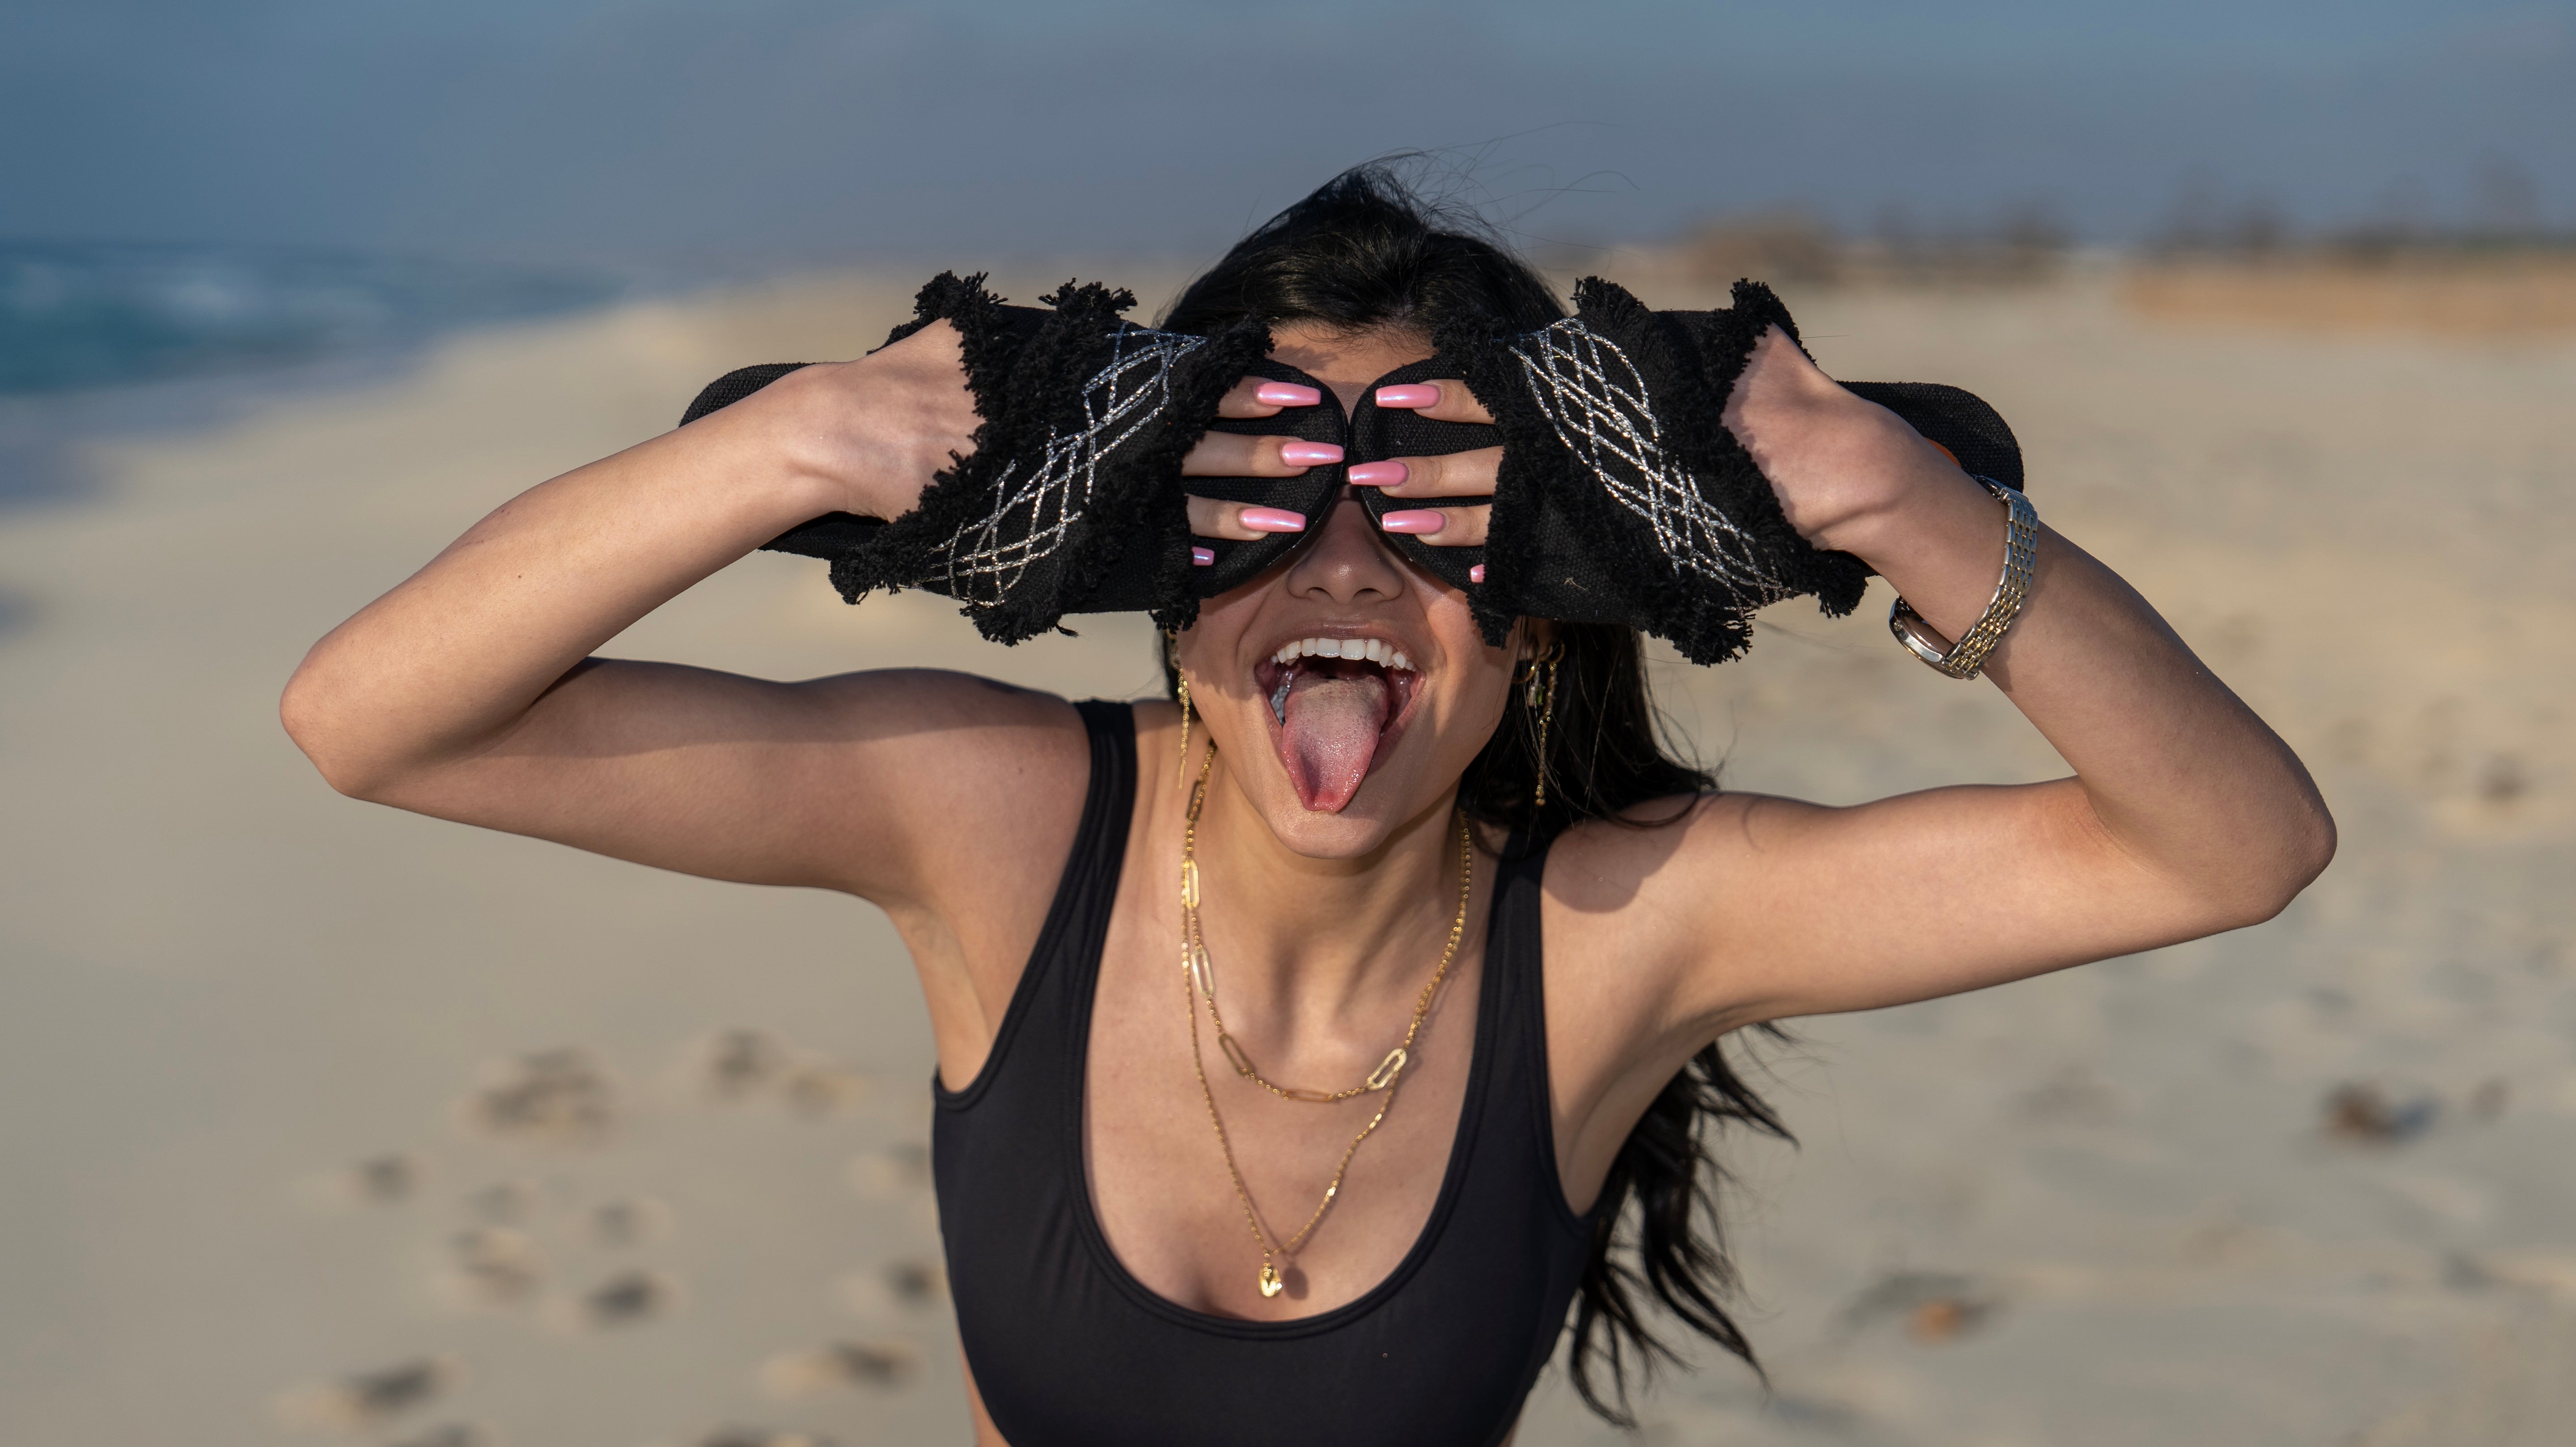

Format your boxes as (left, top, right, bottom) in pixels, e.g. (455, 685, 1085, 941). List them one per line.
(2, 265, 2571, 1447)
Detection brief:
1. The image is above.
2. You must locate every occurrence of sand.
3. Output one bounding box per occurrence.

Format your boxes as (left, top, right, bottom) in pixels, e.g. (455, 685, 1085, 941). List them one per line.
(2121, 254, 2576, 340)
(0, 267, 2570, 1447)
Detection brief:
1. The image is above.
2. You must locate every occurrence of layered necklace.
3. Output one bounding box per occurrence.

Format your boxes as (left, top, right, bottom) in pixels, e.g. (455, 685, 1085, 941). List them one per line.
(1178, 742, 1474, 1298)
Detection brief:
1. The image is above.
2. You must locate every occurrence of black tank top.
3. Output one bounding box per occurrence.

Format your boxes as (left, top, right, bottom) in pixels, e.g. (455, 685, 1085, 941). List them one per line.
(932, 700, 1597, 1447)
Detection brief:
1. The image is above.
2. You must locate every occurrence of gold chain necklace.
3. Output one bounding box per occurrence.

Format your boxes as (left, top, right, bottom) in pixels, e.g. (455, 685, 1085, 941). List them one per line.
(1178, 743, 1474, 1297)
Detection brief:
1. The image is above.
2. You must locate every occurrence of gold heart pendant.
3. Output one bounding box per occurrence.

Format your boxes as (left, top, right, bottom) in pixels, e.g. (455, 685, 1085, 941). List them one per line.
(1258, 1263, 1284, 1298)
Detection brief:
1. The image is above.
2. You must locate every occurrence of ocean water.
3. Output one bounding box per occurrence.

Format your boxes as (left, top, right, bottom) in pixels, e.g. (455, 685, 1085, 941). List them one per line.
(0, 241, 624, 396)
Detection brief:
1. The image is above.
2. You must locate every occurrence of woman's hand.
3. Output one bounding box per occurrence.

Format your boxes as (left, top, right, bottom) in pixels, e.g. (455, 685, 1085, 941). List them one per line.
(1171, 329, 1966, 563)
(1176, 378, 1336, 543)
(1181, 382, 1501, 549)
(1720, 324, 1979, 555)
(766, 321, 982, 521)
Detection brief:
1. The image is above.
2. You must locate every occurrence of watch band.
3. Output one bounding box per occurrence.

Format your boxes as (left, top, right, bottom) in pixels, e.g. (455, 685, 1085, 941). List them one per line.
(1887, 477, 2038, 680)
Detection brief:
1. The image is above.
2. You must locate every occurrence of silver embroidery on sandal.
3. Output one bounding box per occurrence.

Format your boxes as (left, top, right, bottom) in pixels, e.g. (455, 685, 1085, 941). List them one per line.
(925, 326, 1209, 604)
(1504, 318, 1792, 605)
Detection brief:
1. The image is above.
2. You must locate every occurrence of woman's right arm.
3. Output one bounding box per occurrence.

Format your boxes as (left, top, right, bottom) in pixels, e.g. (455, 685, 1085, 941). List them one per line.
(278, 322, 1086, 908)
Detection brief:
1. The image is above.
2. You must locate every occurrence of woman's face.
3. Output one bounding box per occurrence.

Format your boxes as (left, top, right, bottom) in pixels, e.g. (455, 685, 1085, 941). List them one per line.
(1174, 322, 1523, 860)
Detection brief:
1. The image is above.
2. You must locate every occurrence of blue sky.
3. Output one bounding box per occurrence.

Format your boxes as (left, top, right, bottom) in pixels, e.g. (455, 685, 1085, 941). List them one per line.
(3, 0, 2570, 263)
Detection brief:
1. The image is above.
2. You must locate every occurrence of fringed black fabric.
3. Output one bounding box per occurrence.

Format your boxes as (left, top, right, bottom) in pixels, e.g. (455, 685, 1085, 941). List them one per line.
(848, 274, 1268, 643)
(680, 362, 812, 426)
(1440, 277, 1872, 664)
(676, 272, 1267, 645)
(680, 271, 2021, 662)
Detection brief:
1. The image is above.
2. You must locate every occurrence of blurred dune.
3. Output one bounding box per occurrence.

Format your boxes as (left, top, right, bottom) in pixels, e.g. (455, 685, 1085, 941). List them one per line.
(1632, 213, 2576, 338)
(0, 265, 2571, 1446)
(2123, 252, 2576, 337)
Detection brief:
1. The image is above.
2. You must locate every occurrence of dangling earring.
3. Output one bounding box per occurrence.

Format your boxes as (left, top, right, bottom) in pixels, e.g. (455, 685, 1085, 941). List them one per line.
(1525, 638, 1562, 809)
(1167, 630, 1194, 789)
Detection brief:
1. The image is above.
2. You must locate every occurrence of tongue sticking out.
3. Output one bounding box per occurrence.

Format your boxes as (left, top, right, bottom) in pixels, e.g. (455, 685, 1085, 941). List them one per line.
(1279, 668, 1391, 813)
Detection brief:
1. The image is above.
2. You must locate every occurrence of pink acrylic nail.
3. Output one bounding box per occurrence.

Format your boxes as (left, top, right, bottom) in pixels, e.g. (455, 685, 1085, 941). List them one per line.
(1279, 441, 1343, 466)
(1469, 564, 1487, 583)
(1378, 509, 1446, 535)
(1255, 382, 1323, 407)
(1375, 384, 1441, 409)
(1191, 546, 1216, 566)
(1239, 508, 1307, 533)
(1347, 461, 1407, 486)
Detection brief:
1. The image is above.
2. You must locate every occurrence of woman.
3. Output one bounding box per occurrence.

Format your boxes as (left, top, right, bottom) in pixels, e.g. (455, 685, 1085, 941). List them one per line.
(281, 170, 2333, 1445)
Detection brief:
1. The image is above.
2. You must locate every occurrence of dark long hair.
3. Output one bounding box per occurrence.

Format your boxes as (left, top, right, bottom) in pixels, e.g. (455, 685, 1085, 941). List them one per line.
(1160, 163, 1793, 1426)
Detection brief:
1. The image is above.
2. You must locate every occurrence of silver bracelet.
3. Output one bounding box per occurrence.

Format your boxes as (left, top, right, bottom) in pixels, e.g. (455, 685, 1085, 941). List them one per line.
(1887, 477, 2039, 680)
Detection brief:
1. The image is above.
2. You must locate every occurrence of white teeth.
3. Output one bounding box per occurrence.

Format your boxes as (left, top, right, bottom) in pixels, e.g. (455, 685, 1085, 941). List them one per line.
(1265, 638, 1416, 671)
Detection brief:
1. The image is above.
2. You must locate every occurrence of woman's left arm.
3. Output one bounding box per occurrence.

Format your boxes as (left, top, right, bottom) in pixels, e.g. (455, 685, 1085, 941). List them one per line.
(1617, 325, 2335, 1027)
(1354, 326, 2332, 1025)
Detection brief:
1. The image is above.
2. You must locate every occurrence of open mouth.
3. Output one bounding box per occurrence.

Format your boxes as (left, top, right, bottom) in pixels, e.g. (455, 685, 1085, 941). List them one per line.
(1252, 636, 1424, 814)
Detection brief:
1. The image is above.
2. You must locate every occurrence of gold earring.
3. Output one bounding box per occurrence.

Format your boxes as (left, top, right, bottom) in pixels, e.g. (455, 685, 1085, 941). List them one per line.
(1526, 640, 1562, 809)
(1168, 631, 1195, 789)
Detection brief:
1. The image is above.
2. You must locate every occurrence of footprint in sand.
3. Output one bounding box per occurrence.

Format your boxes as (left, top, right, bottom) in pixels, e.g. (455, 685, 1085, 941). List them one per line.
(1836, 1271, 2003, 1345)
(686, 1029, 795, 1101)
(558, 1268, 684, 1330)
(438, 1226, 544, 1308)
(2323, 1081, 2440, 1146)
(880, 1258, 945, 1309)
(682, 1029, 875, 1116)
(347, 1153, 424, 1204)
(781, 1060, 873, 1117)
(587, 1197, 676, 1247)
(759, 1340, 922, 1396)
(456, 1049, 617, 1148)
(835, 1258, 947, 1316)
(299, 1152, 428, 1210)
(271, 1356, 464, 1432)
